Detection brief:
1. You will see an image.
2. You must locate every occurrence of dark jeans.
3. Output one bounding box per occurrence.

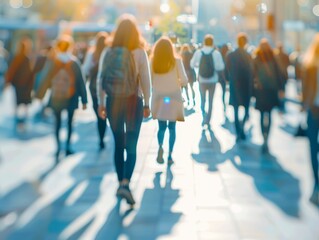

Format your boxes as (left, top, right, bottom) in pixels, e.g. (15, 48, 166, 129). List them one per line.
(53, 108, 75, 152)
(234, 104, 249, 139)
(307, 108, 319, 188)
(199, 82, 216, 123)
(92, 94, 107, 146)
(107, 95, 143, 182)
(260, 110, 272, 145)
(157, 120, 176, 153)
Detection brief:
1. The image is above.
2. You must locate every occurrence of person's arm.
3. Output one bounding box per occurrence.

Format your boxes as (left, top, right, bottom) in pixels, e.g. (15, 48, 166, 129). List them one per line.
(190, 49, 200, 68)
(176, 58, 188, 87)
(82, 50, 93, 80)
(97, 48, 108, 119)
(214, 50, 225, 72)
(138, 49, 151, 109)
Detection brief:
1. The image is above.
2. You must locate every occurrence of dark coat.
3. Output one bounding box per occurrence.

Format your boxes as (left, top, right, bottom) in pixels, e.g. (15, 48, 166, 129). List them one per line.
(302, 65, 318, 110)
(226, 48, 254, 107)
(181, 50, 196, 84)
(253, 56, 284, 112)
(36, 55, 87, 111)
(5, 54, 34, 105)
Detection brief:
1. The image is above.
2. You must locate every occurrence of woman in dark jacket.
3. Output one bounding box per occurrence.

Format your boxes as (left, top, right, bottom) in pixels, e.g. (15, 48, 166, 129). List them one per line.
(302, 33, 319, 204)
(83, 32, 109, 150)
(5, 37, 34, 130)
(253, 39, 284, 154)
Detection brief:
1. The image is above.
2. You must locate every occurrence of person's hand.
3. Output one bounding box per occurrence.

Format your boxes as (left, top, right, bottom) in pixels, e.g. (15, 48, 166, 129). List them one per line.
(82, 104, 87, 110)
(98, 105, 107, 119)
(279, 91, 285, 99)
(143, 106, 150, 118)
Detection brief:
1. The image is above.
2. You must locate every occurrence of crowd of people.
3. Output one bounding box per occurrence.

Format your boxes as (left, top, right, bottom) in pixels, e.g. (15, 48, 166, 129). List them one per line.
(0, 14, 318, 207)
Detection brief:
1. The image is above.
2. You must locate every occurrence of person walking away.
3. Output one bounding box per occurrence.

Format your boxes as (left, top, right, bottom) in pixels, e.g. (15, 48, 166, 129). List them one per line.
(180, 44, 196, 107)
(219, 43, 230, 113)
(275, 42, 290, 112)
(83, 32, 109, 150)
(5, 37, 34, 132)
(301, 33, 319, 204)
(36, 35, 88, 162)
(97, 14, 151, 207)
(190, 34, 225, 127)
(253, 39, 285, 154)
(226, 33, 254, 142)
(151, 37, 188, 165)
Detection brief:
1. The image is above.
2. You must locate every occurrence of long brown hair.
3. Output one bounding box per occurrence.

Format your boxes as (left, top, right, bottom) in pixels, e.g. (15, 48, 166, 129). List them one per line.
(255, 38, 275, 62)
(111, 14, 145, 51)
(151, 36, 177, 74)
(93, 31, 108, 62)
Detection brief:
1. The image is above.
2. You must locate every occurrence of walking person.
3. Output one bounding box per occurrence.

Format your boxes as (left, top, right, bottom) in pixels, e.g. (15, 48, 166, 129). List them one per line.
(301, 33, 319, 204)
(219, 43, 230, 113)
(190, 34, 225, 127)
(180, 44, 196, 106)
(5, 36, 34, 132)
(150, 37, 188, 165)
(83, 32, 109, 150)
(226, 33, 254, 142)
(97, 14, 151, 207)
(253, 39, 284, 154)
(36, 35, 88, 162)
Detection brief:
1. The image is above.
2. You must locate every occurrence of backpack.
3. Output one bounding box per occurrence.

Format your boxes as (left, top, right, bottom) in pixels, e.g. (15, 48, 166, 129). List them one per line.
(51, 60, 75, 100)
(101, 47, 138, 97)
(199, 50, 215, 78)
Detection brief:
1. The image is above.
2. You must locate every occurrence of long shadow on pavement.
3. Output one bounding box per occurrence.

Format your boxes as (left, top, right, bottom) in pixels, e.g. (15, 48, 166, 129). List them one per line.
(224, 143, 301, 218)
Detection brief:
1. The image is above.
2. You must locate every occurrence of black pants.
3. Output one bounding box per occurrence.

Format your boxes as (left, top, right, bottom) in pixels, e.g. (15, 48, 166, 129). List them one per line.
(233, 104, 249, 139)
(92, 94, 107, 146)
(53, 108, 75, 152)
(107, 95, 143, 182)
(260, 110, 272, 145)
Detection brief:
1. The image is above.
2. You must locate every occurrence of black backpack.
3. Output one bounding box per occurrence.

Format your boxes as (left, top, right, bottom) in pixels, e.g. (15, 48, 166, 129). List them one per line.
(100, 47, 138, 97)
(199, 50, 215, 78)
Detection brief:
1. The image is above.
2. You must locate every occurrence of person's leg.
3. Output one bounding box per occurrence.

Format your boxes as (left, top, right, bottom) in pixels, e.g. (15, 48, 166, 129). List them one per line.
(189, 82, 196, 105)
(168, 121, 176, 163)
(93, 96, 107, 149)
(199, 83, 206, 122)
(107, 98, 125, 183)
(183, 85, 190, 104)
(66, 108, 75, 155)
(206, 83, 216, 124)
(307, 109, 319, 191)
(157, 120, 167, 163)
(219, 78, 227, 112)
(53, 109, 62, 158)
(233, 104, 241, 142)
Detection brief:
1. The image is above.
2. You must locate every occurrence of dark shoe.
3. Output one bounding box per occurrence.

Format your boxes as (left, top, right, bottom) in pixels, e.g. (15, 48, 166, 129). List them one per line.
(261, 144, 269, 155)
(99, 141, 105, 150)
(294, 125, 307, 137)
(118, 185, 135, 205)
(156, 147, 164, 164)
(66, 149, 75, 156)
(310, 187, 319, 205)
(168, 156, 174, 165)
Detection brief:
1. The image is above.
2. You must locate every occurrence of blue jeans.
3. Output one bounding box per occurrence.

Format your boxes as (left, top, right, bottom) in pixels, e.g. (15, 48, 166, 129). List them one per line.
(157, 120, 176, 153)
(307, 107, 319, 188)
(107, 95, 143, 182)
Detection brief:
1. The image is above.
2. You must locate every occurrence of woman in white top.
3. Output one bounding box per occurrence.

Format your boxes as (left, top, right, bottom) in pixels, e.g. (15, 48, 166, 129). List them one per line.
(150, 36, 188, 164)
(97, 14, 151, 206)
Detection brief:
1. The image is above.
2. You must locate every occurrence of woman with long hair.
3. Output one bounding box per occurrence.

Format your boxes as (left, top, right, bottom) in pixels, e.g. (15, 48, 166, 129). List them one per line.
(253, 39, 284, 154)
(150, 36, 188, 165)
(83, 32, 109, 150)
(302, 33, 319, 204)
(97, 14, 151, 206)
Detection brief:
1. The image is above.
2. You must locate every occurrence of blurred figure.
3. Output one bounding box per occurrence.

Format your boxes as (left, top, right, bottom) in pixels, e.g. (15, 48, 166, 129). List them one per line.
(180, 44, 196, 106)
(83, 32, 109, 150)
(275, 42, 290, 112)
(253, 39, 284, 154)
(226, 33, 254, 142)
(301, 33, 319, 204)
(5, 37, 34, 131)
(36, 35, 88, 162)
(97, 14, 151, 206)
(0, 41, 9, 94)
(219, 43, 230, 113)
(191, 34, 225, 127)
(150, 36, 188, 165)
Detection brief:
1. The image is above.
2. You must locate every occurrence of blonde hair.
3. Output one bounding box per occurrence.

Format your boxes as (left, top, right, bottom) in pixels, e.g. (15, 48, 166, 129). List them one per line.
(303, 33, 319, 68)
(151, 36, 177, 74)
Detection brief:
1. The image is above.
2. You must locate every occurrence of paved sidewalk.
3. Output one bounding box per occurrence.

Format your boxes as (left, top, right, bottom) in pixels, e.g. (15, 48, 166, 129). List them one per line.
(0, 82, 318, 240)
